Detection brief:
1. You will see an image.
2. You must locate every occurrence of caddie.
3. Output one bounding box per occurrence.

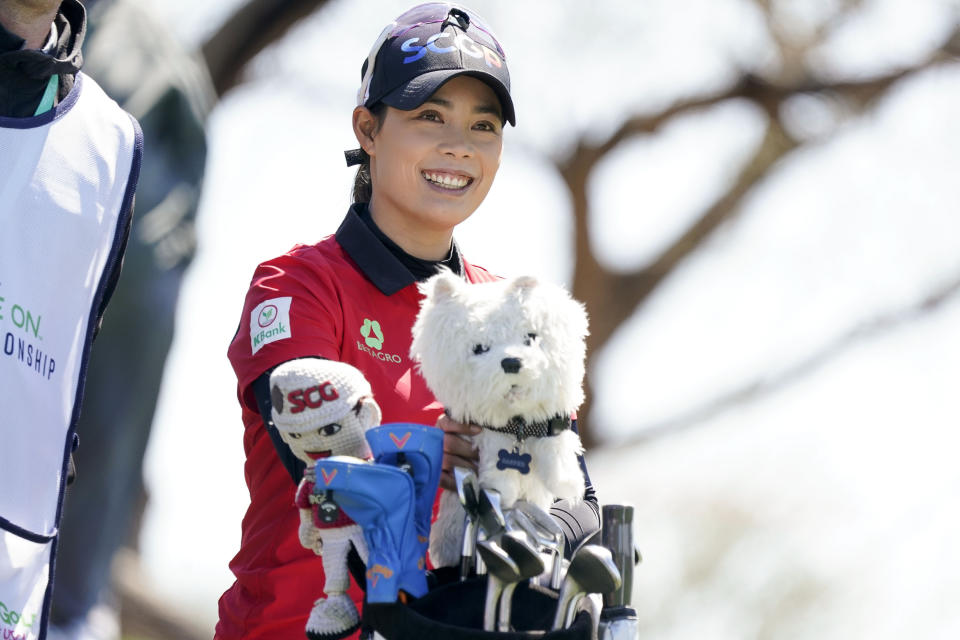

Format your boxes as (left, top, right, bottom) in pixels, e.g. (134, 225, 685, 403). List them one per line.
(0, 1, 142, 638)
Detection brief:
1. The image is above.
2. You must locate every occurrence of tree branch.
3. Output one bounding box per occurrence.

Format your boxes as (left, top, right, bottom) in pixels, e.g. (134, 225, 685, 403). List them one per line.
(559, 25, 958, 448)
(570, 39, 953, 176)
(201, 0, 334, 97)
(602, 269, 960, 450)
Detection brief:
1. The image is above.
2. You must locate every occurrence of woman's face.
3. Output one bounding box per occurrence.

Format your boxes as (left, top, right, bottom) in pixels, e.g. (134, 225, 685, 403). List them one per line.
(362, 75, 504, 257)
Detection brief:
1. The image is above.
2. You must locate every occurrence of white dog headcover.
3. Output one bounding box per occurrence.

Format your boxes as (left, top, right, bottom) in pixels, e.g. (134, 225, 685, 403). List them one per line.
(270, 359, 373, 434)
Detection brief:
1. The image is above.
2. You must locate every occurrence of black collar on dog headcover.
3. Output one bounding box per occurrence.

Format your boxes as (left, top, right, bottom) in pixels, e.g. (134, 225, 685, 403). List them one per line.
(482, 414, 571, 441)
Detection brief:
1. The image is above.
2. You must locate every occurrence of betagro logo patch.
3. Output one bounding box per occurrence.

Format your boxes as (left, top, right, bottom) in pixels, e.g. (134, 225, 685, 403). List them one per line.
(250, 297, 292, 354)
(356, 318, 403, 364)
(360, 318, 384, 349)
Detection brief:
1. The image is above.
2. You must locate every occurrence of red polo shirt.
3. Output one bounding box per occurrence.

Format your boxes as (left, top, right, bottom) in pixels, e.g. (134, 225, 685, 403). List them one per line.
(216, 204, 497, 640)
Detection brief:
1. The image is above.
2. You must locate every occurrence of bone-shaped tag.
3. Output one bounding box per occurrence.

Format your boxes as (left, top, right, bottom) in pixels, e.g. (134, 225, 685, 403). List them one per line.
(496, 448, 532, 474)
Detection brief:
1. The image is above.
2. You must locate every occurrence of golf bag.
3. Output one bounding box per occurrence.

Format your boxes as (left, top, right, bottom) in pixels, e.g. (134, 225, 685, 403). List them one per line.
(363, 570, 594, 640)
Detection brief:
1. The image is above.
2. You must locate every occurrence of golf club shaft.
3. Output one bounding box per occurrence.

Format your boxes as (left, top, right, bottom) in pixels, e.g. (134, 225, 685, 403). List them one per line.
(563, 592, 585, 629)
(484, 574, 503, 631)
(459, 516, 475, 580)
(550, 551, 563, 590)
(601, 504, 635, 608)
(497, 581, 518, 631)
(551, 581, 579, 630)
(475, 524, 486, 575)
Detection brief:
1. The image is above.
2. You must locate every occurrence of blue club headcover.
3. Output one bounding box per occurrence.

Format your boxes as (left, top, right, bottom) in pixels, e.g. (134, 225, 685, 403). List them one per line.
(365, 423, 444, 552)
(312, 456, 426, 602)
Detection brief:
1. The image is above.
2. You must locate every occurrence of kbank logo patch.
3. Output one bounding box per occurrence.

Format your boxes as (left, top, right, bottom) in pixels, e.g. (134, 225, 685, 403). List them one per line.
(361, 319, 384, 349)
(258, 305, 277, 328)
(251, 297, 292, 354)
(357, 318, 402, 364)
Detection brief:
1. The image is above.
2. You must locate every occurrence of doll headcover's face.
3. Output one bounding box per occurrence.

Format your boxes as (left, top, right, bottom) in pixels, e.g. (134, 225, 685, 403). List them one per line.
(279, 406, 372, 464)
(269, 359, 381, 464)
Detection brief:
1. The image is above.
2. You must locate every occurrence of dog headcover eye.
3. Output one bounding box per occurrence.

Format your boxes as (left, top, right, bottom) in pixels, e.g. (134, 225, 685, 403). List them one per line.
(319, 424, 342, 436)
(524, 333, 537, 346)
(473, 344, 490, 355)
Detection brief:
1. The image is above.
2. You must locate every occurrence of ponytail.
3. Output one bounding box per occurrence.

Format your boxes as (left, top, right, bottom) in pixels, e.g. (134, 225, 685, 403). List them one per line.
(351, 103, 388, 204)
(352, 153, 374, 203)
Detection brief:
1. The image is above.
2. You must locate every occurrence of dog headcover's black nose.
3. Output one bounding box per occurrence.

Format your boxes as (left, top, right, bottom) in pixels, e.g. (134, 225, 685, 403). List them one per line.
(501, 358, 522, 374)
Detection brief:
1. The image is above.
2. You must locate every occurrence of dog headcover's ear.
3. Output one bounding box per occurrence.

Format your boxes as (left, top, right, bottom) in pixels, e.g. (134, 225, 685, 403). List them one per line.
(419, 269, 461, 302)
(507, 275, 538, 301)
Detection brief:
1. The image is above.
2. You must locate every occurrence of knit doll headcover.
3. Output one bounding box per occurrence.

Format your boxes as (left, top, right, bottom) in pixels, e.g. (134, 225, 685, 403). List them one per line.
(270, 359, 379, 434)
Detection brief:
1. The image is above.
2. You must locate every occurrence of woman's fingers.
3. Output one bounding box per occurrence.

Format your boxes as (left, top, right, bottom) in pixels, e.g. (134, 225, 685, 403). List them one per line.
(437, 412, 482, 437)
(439, 454, 477, 491)
(444, 431, 478, 461)
(437, 413, 481, 491)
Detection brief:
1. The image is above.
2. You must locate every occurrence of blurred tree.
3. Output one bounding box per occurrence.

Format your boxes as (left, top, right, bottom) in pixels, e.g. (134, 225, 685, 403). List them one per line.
(202, 0, 335, 97)
(558, 14, 960, 448)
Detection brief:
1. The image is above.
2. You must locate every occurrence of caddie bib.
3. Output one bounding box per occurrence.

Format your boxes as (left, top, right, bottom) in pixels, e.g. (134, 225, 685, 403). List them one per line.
(0, 73, 142, 639)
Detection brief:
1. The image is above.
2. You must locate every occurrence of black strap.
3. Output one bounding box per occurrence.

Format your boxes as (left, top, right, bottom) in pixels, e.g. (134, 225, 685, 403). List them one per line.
(480, 414, 571, 441)
(344, 148, 366, 167)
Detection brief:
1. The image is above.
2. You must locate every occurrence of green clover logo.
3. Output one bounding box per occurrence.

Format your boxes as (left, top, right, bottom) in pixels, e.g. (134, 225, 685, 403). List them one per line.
(257, 304, 278, 328)
(361, 319, 384, 350)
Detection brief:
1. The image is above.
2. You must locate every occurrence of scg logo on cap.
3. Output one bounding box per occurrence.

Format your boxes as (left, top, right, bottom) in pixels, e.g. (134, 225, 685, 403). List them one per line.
(400, 31, 503, 68)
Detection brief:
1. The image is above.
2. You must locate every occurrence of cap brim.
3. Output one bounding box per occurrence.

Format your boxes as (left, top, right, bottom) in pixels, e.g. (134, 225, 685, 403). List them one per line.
(380, 69, 516, 126)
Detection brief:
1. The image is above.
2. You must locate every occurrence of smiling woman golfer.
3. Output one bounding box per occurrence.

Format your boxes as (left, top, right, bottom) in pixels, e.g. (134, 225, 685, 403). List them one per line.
(218, 4, 598, 639)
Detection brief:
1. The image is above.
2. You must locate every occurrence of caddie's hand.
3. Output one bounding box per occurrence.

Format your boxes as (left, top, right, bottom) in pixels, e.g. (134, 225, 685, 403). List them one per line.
(437, 413, 481, 492)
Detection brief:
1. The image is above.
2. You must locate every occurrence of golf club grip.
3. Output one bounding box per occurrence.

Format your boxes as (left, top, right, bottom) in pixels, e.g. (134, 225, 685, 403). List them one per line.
(460, 517, 474, 580)
(601, 504, 634, 608)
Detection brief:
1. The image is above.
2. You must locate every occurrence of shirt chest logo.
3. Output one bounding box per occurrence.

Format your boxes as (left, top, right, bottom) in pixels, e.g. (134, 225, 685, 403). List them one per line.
(250, 297, 292, 354)
(360, 318, 384, 349)
(356, 317, 403, 364)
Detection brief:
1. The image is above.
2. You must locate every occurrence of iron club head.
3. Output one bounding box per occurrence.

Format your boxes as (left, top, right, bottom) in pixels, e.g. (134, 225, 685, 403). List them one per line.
(477, 487, 506, 540)
(477, 539, 520, 632)
(454, 467, 480, 579)
(500, 530, 545, 579)
(513, 500, 565, 589)
(496, 530, 545, 631)
(551, 544, 622, 630)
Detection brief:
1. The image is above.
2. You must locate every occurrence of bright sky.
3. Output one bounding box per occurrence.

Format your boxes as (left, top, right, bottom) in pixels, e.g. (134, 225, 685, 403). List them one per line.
(143, 0, 960, 636)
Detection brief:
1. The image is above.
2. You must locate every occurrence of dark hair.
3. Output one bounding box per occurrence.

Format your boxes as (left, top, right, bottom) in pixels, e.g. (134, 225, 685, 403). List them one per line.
(352, 103, 388, 204)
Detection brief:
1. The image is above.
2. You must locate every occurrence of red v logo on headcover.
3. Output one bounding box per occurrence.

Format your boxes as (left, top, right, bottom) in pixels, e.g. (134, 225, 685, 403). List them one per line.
(389, 432, 411, 449)
(320, 468, 337, 485)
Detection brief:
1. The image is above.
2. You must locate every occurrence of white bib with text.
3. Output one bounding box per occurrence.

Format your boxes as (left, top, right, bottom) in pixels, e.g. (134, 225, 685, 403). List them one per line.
(0, 72, 141, 639)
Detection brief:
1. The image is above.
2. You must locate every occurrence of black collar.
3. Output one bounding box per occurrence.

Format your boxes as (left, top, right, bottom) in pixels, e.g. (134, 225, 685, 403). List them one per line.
(481, 415, 572, 442)
(0, 0, 85, 117)
(335, 202, 463, 296)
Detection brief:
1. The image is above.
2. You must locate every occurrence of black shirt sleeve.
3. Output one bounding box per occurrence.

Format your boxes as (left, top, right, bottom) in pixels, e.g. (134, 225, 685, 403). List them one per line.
(251, 365, 307, 485)
(550, 418, 601, 558)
